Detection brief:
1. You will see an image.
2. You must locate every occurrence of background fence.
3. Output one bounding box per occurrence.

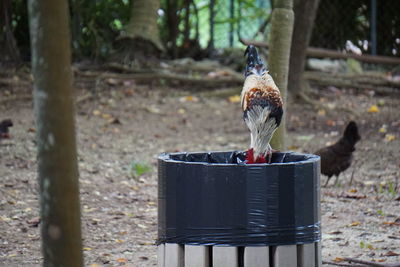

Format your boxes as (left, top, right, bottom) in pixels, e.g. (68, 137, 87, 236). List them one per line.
(207, 0, 399, 57)
(2, 0, 399, 61)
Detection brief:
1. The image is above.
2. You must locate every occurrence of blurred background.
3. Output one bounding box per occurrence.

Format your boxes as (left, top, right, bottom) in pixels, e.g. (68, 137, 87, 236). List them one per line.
(2, 0, 400, 63)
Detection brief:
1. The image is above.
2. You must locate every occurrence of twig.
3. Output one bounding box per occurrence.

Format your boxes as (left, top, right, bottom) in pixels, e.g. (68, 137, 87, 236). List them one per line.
(344, 257, 400, 267)
(322, 260, 367, 267)
(76, 69, 243, 88)
(0, 94, 32, 104)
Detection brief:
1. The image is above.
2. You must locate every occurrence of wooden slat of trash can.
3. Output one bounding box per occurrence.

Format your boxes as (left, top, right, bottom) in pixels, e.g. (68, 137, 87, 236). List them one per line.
(158, 244, 165, 267)
(159, 242, 321, 267)
(244, 246, 270, 267)
(212, 246, 238, 267)
(273, 245, 297, 267)
(165, 243, 184, 267)
(298, 243, 315, 267)
(316, 242, 322, 267)
(184, 245, 209, 267)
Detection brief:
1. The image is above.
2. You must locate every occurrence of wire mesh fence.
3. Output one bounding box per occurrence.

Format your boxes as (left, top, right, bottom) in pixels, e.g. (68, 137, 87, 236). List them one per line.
(311, 0, 400, 57)
(206, 0, 399, 57)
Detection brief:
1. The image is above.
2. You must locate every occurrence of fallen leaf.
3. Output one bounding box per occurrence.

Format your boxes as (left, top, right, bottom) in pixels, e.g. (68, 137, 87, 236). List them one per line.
(177, 108, 186, 114)
(367, 244, 374, 250)
(384, 134, 396, 142)
(368, 105, 379, 113)
(116, 258, 127, 263)
(145, 106, 161, 114)
(372, 259, 386, 262)
(348, 188, 357, 193)
(327, 231, 343, 235)
(179, 96, 198, 102)
(92, 110, 101, 116)
(124, 89, 135, 96)
(228, 95, 241, 103)
(106, 78, 119, 85)
(326, 119, 336, 126)
(83, 247, 92, 251)
(333, 257, 345, 262)
(383, 221, 400, 226)
(317, 109, 326, 116)
(101, 113, 112, 120)
(115, 239, 124, 243)
(137, 224, 148, 229)
(379, 125, 387, 133)
(348, 221, 361, 227)
(89, 264, 100, 267)
(0, 216, 11, 222)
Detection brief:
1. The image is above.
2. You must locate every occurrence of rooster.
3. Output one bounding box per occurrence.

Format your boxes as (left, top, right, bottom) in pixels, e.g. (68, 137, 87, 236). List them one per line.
(0, 119, 13, 139)
(315, 121, 361, 186)
(241, 46, 283, 164)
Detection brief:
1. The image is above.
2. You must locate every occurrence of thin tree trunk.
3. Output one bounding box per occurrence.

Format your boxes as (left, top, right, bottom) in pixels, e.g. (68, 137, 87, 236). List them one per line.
(28, 0, 83, 266)
(268, 0, 294, 151)
(0, 0, 21, 63)
(208, 0, 215, 50)
(183, 0, 191, 44)
(288, 0, 320, 96)
(125, 0, 163, 51)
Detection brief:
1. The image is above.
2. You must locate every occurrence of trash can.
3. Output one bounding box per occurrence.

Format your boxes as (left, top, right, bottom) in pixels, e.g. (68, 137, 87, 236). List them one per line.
(157, 151, 321, 267)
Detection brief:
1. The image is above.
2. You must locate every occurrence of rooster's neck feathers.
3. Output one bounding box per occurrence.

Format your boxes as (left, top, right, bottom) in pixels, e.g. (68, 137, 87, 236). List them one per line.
(244, 45, 267, 77)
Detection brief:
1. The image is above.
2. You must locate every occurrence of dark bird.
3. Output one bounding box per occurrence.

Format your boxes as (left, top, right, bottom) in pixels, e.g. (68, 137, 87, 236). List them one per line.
(241, 45, 283, 164)
(315, 121, 361, 186)
(0, 119, 13, 139)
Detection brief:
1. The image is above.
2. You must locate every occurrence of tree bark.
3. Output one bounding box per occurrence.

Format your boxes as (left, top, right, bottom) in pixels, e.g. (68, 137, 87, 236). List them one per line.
(28, 0, 83, 266)
(208, 0, 216, 50)
(288, 0, 320, 95)
(0, 0, 21, 63)
(267, 0, 294, 151)
(125, 0, 163, 51)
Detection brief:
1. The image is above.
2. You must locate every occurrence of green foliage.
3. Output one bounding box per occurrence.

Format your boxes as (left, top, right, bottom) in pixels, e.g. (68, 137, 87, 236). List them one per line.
(129, 161, 152, 179)
(6, 0, 399, 61)
(70, 0, 130, 59)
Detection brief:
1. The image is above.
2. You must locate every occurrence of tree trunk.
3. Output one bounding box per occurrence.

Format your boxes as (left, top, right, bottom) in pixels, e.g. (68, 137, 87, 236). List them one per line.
(208, 0, 216, 50)
(125, 0, 163, 51)
(0, 0, 21, 64)
(165, 0, 181, 58)
(28, 0, 83, 266)
(112, 0, 163, 64)
(267, 0, 294, 151)
(288, 0, 320, 95)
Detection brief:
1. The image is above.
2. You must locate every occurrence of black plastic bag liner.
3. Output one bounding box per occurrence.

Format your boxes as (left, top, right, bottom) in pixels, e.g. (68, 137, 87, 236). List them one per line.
(158, 151, 321, 246)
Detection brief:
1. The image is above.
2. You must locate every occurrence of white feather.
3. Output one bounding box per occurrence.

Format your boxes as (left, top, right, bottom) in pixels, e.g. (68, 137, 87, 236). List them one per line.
(244, 105, 277, 159)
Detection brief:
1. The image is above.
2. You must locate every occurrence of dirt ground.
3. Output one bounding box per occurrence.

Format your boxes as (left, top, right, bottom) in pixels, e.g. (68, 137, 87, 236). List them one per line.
(0, 76, 399, 266)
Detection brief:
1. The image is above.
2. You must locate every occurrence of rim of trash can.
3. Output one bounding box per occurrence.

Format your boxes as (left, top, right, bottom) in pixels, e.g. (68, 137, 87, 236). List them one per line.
(158, 150, 320, 166)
